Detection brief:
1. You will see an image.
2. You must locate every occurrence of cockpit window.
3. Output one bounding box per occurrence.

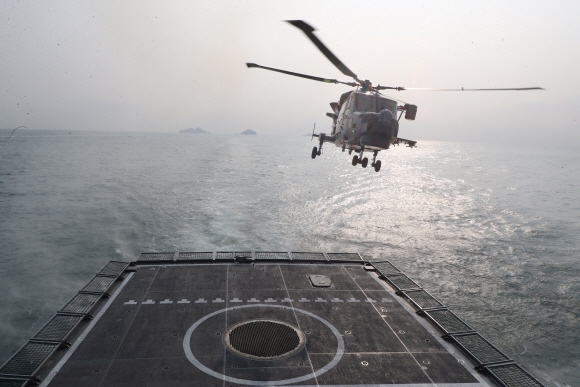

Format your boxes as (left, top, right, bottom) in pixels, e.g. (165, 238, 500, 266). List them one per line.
(355, 94, 376, 112)
(354, 93, 397, 115)
(338, 91, 353, 112)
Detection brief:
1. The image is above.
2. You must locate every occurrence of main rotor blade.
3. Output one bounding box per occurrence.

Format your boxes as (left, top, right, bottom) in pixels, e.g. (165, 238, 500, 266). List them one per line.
(246, 63, 357, 86)
(286, 20, 359, 81)
(384, 86, 545, 91)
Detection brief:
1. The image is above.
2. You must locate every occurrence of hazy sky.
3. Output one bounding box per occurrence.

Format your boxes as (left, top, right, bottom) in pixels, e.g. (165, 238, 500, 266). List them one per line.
(1, 0, 579, 145)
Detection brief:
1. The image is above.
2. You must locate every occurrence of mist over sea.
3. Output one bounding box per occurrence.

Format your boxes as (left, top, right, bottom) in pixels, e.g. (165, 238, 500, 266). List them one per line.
(0, 130, 578, 386)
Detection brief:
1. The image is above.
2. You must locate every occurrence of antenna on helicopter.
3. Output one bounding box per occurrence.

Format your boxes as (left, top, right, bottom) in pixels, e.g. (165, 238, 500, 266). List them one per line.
(311, 123, 317, 141)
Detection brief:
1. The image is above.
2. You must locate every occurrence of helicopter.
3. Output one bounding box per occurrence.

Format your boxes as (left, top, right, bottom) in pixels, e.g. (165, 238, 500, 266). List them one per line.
(247, 20, 543, 172)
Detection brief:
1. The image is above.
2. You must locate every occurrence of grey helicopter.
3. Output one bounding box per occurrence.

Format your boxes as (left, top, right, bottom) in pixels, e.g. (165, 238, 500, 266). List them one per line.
(247, 20, 543, 172)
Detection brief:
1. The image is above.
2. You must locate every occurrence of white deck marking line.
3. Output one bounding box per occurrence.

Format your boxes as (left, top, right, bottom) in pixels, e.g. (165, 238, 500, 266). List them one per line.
(184, 304, 344, 386)
(223, 264, 229, 387)
(39, 272, 134, 387)
(367, 267, 491, 387)
(96, 267, 161, 387)
(278, 264, 320, 387)
(131, 296, 396, 304)
(341, 266, 437, 387)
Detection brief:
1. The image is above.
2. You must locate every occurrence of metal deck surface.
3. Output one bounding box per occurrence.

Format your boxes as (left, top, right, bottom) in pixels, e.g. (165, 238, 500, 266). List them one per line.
(0, 255, 544, 387)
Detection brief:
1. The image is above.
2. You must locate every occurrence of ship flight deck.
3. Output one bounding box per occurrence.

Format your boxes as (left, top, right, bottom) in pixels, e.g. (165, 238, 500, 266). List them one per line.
(0, 252, 543, 387)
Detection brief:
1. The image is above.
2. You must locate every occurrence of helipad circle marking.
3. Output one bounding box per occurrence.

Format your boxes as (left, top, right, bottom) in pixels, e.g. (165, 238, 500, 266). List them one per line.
(183, 304, 344, 385)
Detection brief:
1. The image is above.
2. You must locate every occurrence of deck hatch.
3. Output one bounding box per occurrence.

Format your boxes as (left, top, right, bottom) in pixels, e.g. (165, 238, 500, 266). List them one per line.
(424, 309, 473, 334)
(0, 342, 59, 377)
(96, 261, 129, 277)
(485, 363, 544, 387)
(385, 273, 421, 290)
(308, 274, 332, 287)
(138, 252, 175, 261)
(403, 289, 443, 310)
(326, 253, 362, 261)
(254, 251, 290, 260)
(59, 293, 101, 315)
(178, 252, 213, 261)
(291, 252, 326, 261)
(80, 276, 116, 293)
(372, 261, 400, 275)
(224, 320, 305, 359)
(32, 315, 83, 342)
(451, 332, 510, 365)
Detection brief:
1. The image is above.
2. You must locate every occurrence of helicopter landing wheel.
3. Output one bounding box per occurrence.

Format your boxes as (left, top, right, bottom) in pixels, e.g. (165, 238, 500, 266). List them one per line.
(311, 147, 318, 159)
(374, 160, 381, 172)
(352, 155, 359, 166)
(361, 157, 368, 168)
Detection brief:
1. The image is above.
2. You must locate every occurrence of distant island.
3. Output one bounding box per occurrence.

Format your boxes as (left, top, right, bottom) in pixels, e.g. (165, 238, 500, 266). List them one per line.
(180, 127, 207, 134)
(240, 129, 256, 135)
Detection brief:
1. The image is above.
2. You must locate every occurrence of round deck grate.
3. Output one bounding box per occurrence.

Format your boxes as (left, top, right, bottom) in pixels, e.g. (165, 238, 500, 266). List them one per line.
(224, 320, 306, 360)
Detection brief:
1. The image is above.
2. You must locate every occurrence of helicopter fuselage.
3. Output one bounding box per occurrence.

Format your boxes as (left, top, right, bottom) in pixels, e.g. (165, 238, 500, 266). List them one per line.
(311, 89, 417, 171)
(328, 91, 399, 153)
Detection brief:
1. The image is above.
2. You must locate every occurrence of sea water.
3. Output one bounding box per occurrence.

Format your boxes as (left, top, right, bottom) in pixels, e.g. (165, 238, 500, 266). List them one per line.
(0, 131, 578, 386)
